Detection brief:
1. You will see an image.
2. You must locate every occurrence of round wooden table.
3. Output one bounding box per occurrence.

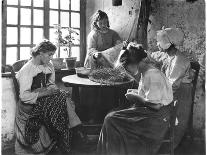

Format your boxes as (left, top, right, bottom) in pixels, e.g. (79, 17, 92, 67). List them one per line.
(62, 74, 134, 124)
(62, 74, 134, 88)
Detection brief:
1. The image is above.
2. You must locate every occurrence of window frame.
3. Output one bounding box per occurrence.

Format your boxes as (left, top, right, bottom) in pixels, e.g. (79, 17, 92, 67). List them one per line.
(2, 0, 86, 65)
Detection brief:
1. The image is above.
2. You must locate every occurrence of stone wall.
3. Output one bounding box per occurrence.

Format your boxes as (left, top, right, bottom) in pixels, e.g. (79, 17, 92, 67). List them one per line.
(147, 0, 205, 136)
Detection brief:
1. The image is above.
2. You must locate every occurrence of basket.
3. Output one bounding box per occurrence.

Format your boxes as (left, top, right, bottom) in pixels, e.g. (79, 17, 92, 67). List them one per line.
(89, 68, 131, 85)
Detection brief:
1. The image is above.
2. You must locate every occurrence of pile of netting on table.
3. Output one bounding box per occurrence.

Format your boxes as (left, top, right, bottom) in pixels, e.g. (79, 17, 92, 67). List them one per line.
(88, 67, 133, 85)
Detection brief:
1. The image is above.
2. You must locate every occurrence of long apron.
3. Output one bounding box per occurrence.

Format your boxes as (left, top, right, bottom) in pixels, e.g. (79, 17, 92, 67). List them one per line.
(97, 105, 171, 155)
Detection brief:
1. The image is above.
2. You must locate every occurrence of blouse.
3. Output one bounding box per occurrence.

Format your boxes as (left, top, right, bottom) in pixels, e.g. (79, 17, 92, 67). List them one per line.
(16, 60, 56, 104)
(84, 29, 121, 68)
(148, 50, 192, 91)
(138, 68, 173, 106)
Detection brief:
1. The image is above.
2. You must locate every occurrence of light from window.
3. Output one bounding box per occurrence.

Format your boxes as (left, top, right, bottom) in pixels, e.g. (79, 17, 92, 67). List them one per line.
(60, 47, 69, 58)
(61, 12, 70, 27)
(71, 29, 80, 45)
(20, 28, 31, 44)
(71, 0, 80, 11)
(33, 9, 44, 26)
(7, 27, 18, 44)
(71, 46, 80, 61)
(50, 10, 59, 26)
(6, 47, 17, 65)
(7, 7, 18, 25)
(49, 28, 57, 43)
(33, 0, 44, 7)
(50, 0, 59, 9)
(21, 8, 31, 25)
(20, 47, 31, 60)
(60, 0, 70, 10)
(71, 12, 80, 28)
(33, 28, 44, 44)
(7, 0, 18, 5)
(21, 0, 31, 6)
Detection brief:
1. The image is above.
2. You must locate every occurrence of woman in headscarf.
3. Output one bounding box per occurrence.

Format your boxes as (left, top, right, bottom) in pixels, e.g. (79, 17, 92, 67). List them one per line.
(97, 43, 173, 155)
(147, 27, 193, 147)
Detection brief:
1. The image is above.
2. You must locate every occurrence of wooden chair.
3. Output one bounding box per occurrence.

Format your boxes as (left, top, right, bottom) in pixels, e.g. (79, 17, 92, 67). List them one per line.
(187, 61, 200, 140)
(158, 61, 200, 155)
(158, 100, 178, 155)
(12, 59, 28, 72)
(2, 65, 20, 101)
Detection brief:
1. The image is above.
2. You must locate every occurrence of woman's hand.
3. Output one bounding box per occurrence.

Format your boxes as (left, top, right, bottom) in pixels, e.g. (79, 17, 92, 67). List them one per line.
(93, 52, 102, 59)
(127, 89, 138, 94)
(37, 87, 60, 98)
(122, 40, 129, 49)
(125, 92, 145, 103)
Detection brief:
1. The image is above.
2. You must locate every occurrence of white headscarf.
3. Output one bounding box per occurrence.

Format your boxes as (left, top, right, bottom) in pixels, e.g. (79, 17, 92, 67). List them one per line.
(157, 27, 184, 50)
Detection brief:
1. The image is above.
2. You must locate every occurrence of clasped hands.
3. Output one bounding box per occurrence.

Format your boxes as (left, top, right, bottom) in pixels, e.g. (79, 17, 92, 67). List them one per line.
(34, 86, 60, 97)
(93, 40, 129, 59)
(125, 89, 145, 104)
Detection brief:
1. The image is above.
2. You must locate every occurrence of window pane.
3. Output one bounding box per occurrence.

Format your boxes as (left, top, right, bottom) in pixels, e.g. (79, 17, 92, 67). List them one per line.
(33, 9, 43, 26)
(7, 27, 18, 44)
(33, 0, 44, 7)
(20, 47, 31, 60)
(60, 0, 69, 10)
(71, 0, 80, 11)
(71, 29, 80, 45)
(50, 11, 58, 26)
(6, 47, 17, 65)
(20, 28, 31, 44)
(7, 0, 18, 5)
(33, 28, 44, 44)
(50, 0, 58, 9)
(7, 7, 18, 25)
(60, 47, 69, 58)
(71, 46, 80, 61)
(71, 13, 80, 28)
(61, 12, 69, 27)
(21, 8, 31, 25)
(49, 28, 57, 43)
(21, 0, 31, 6)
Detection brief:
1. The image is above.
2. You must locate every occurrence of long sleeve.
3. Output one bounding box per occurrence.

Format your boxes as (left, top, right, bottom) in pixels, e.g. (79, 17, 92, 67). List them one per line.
(167, 56, 191, 91)
(47, 63, 57, 89)
(112, 30, 121, 46)
(138, 69, 173, 105)
(17, 69, 39, 104)
(87, 31, 99, 56)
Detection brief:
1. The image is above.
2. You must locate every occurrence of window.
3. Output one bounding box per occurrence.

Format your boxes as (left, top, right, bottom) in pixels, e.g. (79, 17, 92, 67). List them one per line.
(2, 0, 86, 65)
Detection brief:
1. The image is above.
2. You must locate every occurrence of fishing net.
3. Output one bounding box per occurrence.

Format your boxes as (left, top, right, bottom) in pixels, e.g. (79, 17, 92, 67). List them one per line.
(89, 67, 132, 85)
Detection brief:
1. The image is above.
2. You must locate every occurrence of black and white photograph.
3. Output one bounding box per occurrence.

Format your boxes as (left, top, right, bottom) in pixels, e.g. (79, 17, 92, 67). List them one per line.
(1, 0, 206, 155)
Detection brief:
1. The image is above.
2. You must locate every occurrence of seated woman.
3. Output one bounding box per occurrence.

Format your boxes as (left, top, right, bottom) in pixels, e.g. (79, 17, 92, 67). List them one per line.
(147, 27, 193, 147)
(81, 10, 122, 123)
(15, 40, 86, 155)
(97, 43, 173, 155)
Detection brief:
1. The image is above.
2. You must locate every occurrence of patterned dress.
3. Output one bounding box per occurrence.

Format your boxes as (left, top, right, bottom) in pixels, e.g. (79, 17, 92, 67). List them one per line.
(15, 60, 81, 155)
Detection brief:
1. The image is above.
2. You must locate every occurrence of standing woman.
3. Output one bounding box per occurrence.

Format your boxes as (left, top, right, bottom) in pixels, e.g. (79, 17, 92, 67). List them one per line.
(15, 40, 85, 155)
(81, 10, 122, 123)
(148, 27, 193, 147)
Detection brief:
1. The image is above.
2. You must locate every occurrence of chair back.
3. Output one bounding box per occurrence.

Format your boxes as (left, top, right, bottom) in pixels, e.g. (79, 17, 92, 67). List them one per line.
(3, 65, 20, 101)
(190, 61, 200, 103)
(12, 59, 28, 72)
